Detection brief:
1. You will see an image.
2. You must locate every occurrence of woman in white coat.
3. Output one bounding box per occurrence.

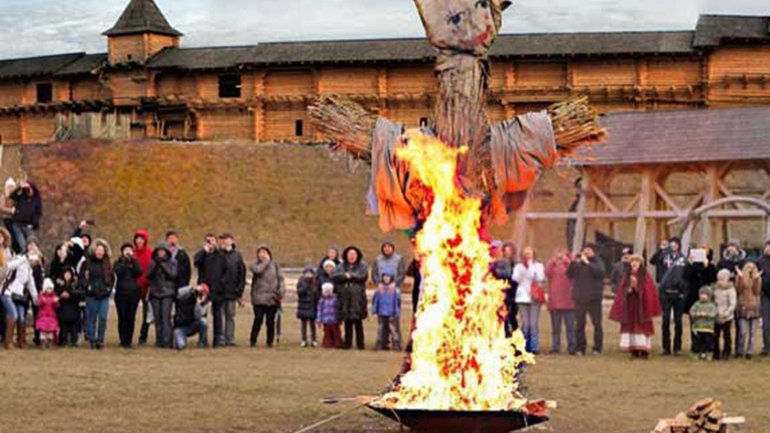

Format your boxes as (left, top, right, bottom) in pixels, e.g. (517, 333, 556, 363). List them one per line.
(513, 246, 545, 354)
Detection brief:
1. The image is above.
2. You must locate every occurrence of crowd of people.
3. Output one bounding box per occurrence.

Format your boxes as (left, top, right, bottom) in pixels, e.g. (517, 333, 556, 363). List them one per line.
(1, 178, 769, 360)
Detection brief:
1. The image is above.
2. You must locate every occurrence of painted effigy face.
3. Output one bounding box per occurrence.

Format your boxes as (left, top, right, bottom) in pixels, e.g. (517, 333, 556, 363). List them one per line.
(414, 0, 511, 55)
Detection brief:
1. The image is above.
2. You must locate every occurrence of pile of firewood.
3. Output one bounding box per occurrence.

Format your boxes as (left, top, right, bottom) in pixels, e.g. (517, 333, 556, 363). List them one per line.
(652, 399, 745, 433)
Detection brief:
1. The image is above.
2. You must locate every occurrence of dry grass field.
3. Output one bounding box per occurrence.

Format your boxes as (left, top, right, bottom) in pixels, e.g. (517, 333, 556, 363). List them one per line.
(1, 302, 767, 433)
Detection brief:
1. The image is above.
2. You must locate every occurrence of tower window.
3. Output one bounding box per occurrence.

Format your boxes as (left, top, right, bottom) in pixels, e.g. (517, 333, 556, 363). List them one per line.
(295, 120, 304, 137)
(36, 83, 53, 103)
(218, 74, 242, 98)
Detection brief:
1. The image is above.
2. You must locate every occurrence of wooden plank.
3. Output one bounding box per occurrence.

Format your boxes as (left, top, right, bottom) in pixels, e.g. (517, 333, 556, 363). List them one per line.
(701, 165, 720, 250)
(654, 182, 682, 212)
(592, 185, 620, 213)
(571, 172, 590, 253)
(634, 170, 653, 254)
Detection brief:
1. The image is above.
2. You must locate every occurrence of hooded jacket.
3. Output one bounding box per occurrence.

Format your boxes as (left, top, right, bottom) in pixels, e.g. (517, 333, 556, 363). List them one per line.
(79, 239, 114, 300)
(690, 288, 717, 334)
(54, 268, 82, 323)
(194, 246, 225, 299)
(168, 244, 191, 289)
(4, 256, 38, 303)
(372, 268, 400, 317)
(296, 266, 319, 320)
(147, 244, 178, 299)
(371, 241, 406, 287)
(220, 245, 246, 301)
(250, 245, 285, 307)
(10, 183, 42, 228)
(333, 246, 369, 321)
(133, 230, 153, 299)
(713, 280, 737, 325)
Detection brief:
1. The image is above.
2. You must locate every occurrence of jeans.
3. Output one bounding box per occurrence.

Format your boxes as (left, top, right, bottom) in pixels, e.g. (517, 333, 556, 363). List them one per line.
(1, 295, 19, 321)
(550, 309, 576, 354)
(737, 317, 759, 356)
(139, 298, 151, 344)
(762, 295, 770, 355)
(343, 319, 365, 350)
(225, 301, 237, 344)
(518, 303, 541, 353)
(10, 222, 35, 254)
(300, 318, 317, 343)
(661, 294, 685, 353)
(150, 297, 174, 348)
(714, 321, 733, 359)
(376, 316, 395, 350)
(174, 318, 209, 350)
(85, 297, 109, 343)
(115, 294, 140, 347)
(211, 300, 225, 346)
(575, 300, 603, 353)
(251, 305, 278, 346)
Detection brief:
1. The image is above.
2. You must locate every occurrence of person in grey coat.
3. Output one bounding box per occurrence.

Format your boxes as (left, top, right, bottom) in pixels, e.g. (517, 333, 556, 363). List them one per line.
(371, 240, 406, 350)
(249, 245, 285, 348)
(333, 246, 369, 350)
(147, 244, 177, 349)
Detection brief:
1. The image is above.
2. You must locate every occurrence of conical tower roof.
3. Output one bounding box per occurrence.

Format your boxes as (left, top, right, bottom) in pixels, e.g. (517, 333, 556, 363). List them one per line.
(103, 0, 183, 37)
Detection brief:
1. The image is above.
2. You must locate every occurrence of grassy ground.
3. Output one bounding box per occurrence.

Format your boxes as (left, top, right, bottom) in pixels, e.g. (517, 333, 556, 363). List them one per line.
(0, 302, 767, 433)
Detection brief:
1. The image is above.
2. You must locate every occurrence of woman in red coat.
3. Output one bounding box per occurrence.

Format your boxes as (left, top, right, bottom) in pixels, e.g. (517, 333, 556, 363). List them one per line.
(609, 254, 662, 359)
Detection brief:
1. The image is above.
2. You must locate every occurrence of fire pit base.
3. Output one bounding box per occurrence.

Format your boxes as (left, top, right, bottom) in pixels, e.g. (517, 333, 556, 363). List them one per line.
(366, 405, 548, 433)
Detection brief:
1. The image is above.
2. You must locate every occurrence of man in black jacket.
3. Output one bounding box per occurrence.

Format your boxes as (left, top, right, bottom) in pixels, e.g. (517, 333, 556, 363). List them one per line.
(194, 234, 226, 347)
(650, 237, 685, 284)
(567, 243, 606, 356)
(165, 230, 191, 289)
(757, 241, 770, 357)
(9, 180, 42, 254)
(658, 255, 687, 355)
(218, 233, 246, 347)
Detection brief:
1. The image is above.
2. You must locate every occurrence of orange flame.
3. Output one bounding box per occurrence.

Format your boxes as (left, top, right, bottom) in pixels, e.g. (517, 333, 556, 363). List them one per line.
(377, 131, 534, 411)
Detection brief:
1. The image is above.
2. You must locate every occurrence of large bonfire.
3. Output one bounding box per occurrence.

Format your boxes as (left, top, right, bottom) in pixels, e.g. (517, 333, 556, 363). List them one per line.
(376, 133, 533, 411)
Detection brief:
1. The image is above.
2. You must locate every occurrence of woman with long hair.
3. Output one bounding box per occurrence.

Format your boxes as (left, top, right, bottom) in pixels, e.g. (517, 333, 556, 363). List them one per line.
(80, 239, 114, 350)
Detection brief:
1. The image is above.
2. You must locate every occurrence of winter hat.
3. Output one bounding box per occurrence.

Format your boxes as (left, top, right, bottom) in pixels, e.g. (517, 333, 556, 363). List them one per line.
(381, 267, 395, 280)
(321, 282, 334, 297)
(699, 286, 713, 298)
(302, 266, 316, 277)
(717, 269, 732, 283)
(4, 178, 16, 190)
(42, 278, 55, 293)
(197, 283, 210, 298)
(323, 259, 336, 270)
(490, 240, 503, 250)
(120, 243, 134, 254)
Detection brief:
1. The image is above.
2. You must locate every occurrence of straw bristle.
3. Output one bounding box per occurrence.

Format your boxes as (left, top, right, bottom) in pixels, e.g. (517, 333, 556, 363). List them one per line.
(547, 95, 607, 155)
(308, 96, 375, 162)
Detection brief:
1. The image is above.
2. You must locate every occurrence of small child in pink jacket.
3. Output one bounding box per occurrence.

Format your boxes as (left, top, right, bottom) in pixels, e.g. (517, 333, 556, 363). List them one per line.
(35, 278, 60, 349)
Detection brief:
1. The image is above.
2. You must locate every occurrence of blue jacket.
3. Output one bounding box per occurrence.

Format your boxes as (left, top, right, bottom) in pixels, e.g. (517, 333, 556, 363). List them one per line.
(373, 284, 400, 317)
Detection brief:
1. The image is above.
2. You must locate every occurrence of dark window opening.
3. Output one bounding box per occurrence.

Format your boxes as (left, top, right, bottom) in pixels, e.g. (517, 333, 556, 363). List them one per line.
(419, 117, 429, 128)
(36, 83, 53, 103)
(218, 74, 242, 98)
(295, 119, 304, 137)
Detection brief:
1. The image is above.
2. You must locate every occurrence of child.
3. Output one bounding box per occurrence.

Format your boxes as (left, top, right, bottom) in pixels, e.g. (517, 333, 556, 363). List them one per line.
(373, 269, 401, 351)
(55, 267, 82, 347)
(35, 278, 59, 349)
(316, 282, 342, 348)
(735, 262, 762, 359)
(712, 269, 737, 361)
(296, 266, 318, 348)
(690, 286, 717, 361)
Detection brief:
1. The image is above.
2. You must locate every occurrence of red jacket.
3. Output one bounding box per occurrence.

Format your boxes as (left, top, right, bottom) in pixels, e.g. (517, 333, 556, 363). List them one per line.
(545, 253, 575, 310)
(134, 229, 153, 299)
(609, 268, 662, 325)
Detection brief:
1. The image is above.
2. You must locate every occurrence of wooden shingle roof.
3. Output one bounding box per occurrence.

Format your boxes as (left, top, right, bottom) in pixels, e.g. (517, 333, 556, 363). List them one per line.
(694, 14, 770, 46)
(574, 107, 770, 166)
(55, 53, 108, 76)
(0, 53, 84, 80)
(103, 0, 183, 37)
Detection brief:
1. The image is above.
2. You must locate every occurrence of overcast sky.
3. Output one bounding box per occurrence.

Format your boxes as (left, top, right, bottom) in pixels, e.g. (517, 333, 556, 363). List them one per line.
(1, 0, 769, 59)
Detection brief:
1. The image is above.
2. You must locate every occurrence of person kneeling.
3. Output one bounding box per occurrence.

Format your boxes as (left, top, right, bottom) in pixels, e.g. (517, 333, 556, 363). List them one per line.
(174, 284, 210, 350)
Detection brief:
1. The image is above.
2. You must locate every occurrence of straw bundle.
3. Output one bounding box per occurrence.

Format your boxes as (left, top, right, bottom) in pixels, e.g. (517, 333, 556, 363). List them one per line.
(308, 96, 375, 163)
(548, 95, 607, 154)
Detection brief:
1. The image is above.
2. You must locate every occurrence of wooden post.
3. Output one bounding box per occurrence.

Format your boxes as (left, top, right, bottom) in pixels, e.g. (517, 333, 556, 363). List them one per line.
(701, 164, 720, 251)
(634, 170, 653, 255)
(572, 171, 591, 254)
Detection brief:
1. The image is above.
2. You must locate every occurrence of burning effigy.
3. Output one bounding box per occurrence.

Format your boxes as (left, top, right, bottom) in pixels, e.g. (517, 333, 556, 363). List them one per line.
(309, 0, 606, 431)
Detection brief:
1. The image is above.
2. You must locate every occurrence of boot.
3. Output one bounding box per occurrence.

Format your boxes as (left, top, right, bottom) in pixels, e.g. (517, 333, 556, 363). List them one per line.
(16, 322, 26, 349)
(4, 319, 14, 349)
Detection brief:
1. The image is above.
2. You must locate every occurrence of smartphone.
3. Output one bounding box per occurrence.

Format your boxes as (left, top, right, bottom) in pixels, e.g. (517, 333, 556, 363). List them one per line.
(85, 220, 96, 226)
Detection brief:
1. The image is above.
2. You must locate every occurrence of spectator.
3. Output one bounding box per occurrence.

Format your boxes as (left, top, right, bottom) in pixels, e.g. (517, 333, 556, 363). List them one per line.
(132, 230, 153, 346)
(712, 269, 737, 361)
(683, 247, 718, 351)
(690, 286, 717, 361)
(318, 246, 341, 273)
(194, 234, 223, 345)
(217, 233, 246, 347)
(650, 237, 684, 284)
(35, 278, 59, 349)
(333, 246, 369, 350)
(758, 241, 770, 357)
(502, 241, 519, 334)
(55, 267, 81, 347)
(373, 268, 400, 351)
(317, 282, 342, 348)
(9, 180, 42, 253)
(250, 245, 285, 348)
(113, 243, 142, 348)
(165, 231, 191, 289)
(173, 283, 210, 350)
(49, 243, 70, 283)
(0, 228, 10, 344)
(147, 244, 177, 349)
(2, 254, 38, 349)
(717, 242, 747, 275)
(545, 249, 576, 355)
(609, 247, 632, 291)
(1, 179, 18, 252)
(296, 266, 319, 348)
(490, 240, 515, 336)
(567, 243, 606, 356)
(512, 246, 545, 354)
(609, 255, 661, 359)
(406, 255, 422, 315)
(735, 262, 762, 359)
(658, 254, 687, 356)
(371, 240, 406, 350)
(80, 239, 113, 350)
(26, 238, 45, 347)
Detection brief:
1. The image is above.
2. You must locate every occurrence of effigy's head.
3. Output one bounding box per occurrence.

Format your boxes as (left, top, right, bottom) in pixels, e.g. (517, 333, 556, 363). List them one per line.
(414, 0, 511, 56)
